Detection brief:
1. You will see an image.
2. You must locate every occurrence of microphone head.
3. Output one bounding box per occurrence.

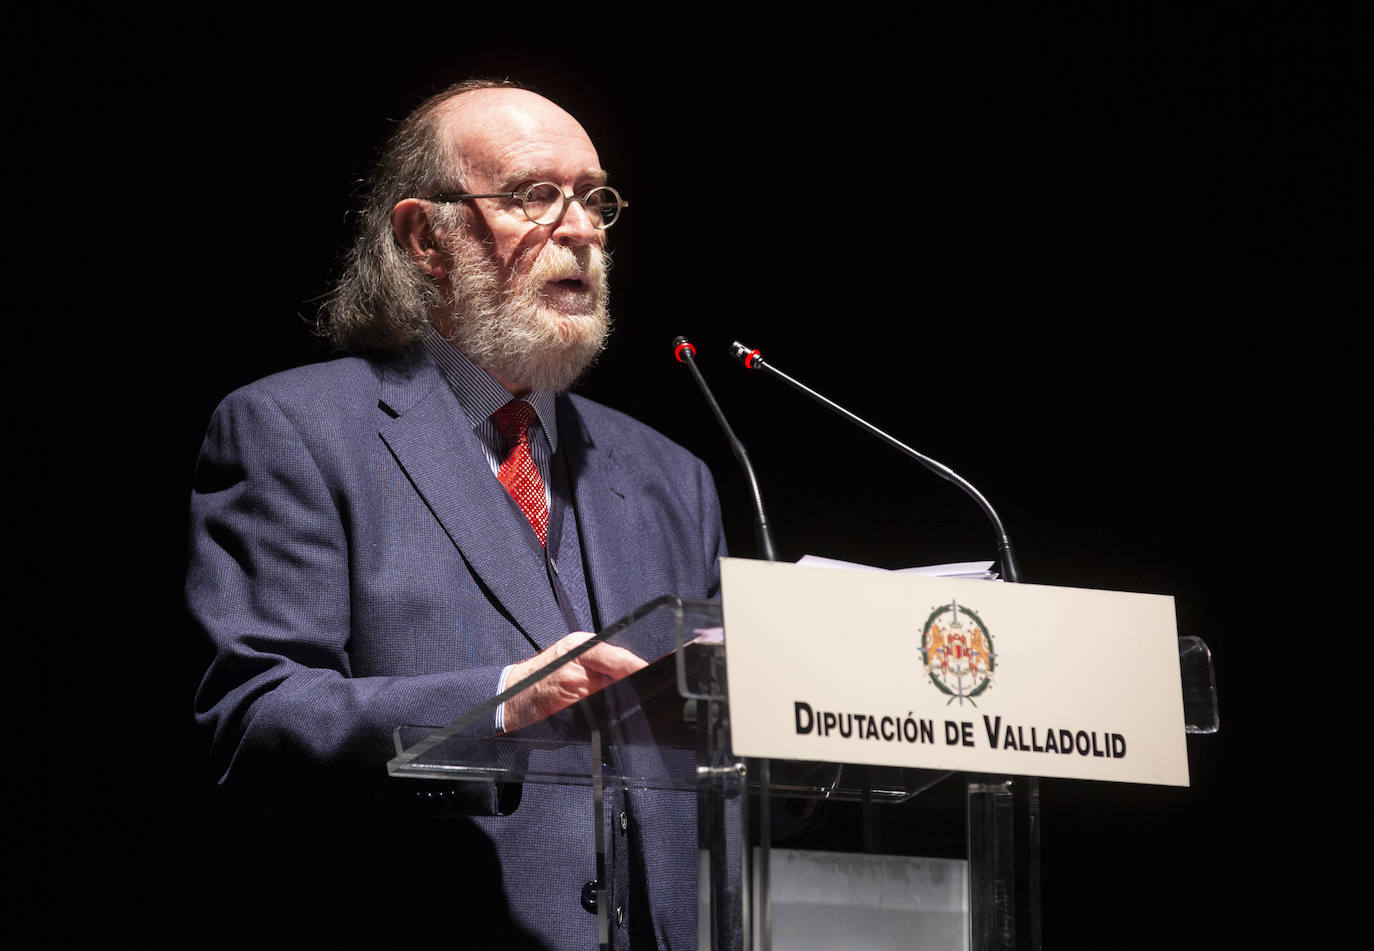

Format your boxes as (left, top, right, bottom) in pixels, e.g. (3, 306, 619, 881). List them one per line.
(672, 336, 696, 363)
(730, 342, 761, 369)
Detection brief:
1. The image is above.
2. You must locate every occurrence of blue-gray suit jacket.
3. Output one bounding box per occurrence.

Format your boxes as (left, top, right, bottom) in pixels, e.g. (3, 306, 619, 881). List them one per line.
(188, 343, 725, 949)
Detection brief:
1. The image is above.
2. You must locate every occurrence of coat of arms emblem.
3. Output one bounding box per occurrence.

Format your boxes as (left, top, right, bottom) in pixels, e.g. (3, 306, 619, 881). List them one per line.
(921, 598, 996, 704)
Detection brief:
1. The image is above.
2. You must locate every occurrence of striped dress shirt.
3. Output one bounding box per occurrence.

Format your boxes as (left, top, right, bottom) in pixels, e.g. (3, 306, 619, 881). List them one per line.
(421, 325, 558, 509)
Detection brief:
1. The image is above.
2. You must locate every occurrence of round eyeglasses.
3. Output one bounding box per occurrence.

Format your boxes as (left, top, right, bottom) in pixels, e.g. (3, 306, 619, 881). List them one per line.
(427, 182, 629, 230)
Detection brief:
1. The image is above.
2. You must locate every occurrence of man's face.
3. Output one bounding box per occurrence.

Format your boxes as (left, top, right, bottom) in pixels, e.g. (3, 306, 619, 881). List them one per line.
(433, 90, 613, 393)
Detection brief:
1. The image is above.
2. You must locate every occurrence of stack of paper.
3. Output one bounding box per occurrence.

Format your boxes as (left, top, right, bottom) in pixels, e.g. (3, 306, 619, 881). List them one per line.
(796, 555, 999, 581)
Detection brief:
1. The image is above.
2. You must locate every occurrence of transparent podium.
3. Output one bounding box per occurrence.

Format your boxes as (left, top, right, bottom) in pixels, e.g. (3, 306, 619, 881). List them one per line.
(387, 596, 1218, 951)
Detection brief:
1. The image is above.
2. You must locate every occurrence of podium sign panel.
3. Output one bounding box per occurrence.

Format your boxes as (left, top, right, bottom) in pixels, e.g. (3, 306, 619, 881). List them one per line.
(722, 558, 1189, 786)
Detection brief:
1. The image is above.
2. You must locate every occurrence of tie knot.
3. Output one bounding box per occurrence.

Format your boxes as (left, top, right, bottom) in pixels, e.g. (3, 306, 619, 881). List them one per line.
(492, 400, 537, 447)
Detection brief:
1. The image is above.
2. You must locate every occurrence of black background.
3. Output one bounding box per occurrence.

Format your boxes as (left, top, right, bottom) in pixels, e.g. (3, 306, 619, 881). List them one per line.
(31, 3, 1356, 946)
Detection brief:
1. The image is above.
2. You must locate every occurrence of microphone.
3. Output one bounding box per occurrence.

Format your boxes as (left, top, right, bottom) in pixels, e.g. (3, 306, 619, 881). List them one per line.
(730, 342, 1021, 583)
(673, 337, 778, 562)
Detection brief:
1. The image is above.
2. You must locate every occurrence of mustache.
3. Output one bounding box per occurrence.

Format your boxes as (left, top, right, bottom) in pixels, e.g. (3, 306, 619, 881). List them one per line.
(525, 243, 610, 285)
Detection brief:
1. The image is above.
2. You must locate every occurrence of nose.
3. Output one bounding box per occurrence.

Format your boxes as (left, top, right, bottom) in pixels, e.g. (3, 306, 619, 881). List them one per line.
(551, 197, 600, 248)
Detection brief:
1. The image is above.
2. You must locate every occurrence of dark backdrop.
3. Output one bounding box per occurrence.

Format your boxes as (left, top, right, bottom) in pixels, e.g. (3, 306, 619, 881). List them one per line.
(34, 4, 1355, 946)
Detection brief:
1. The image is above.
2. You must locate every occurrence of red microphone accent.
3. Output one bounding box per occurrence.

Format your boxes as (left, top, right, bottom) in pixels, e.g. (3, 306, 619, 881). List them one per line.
(674, 341, 696, 363)
(745, 349, 761, 369)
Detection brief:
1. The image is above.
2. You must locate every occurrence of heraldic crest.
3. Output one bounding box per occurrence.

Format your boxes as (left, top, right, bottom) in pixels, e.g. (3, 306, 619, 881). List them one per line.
(921, 598, 996, 705)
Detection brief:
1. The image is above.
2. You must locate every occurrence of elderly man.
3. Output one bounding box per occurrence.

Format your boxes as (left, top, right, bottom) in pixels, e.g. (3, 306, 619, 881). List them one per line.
(188, 80, 725, 949)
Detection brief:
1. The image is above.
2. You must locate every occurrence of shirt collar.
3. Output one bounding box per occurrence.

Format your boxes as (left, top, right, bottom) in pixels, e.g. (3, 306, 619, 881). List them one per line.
(421, 324, 560, 453)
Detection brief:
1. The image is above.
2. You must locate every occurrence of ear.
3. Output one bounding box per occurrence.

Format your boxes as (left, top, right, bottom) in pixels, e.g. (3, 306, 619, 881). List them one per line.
(391, 199, 450, 280)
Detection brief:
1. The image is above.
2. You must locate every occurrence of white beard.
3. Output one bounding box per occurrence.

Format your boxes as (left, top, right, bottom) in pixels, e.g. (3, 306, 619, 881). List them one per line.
(439, 236, 611, 393)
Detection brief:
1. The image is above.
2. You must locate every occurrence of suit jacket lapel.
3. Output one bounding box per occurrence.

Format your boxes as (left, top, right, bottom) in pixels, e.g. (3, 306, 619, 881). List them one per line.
(377, 347, 568, 653)
(558, 397, 651, 638)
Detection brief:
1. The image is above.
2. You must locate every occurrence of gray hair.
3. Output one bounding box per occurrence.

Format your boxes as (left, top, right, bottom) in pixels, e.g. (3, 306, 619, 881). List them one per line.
(315, 78, 532, 352)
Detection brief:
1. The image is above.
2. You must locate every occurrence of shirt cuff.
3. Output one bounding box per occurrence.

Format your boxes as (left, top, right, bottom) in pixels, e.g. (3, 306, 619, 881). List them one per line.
(495, 664, 513, 733)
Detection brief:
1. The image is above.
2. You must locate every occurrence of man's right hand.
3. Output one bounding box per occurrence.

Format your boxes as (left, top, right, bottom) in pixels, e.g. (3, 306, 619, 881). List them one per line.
(501, 631, 647, 734)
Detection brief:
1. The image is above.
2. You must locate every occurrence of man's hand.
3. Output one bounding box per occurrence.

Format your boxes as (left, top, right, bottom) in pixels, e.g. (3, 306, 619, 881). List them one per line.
(502, 631, 648, 734)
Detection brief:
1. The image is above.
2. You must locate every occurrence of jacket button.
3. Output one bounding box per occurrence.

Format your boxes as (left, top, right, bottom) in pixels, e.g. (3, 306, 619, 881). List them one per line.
(580, 881, 598, 915)
(619, 810, 628, 833)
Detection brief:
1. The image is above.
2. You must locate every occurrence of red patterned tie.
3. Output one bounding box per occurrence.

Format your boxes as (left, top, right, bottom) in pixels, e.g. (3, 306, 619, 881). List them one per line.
(491, 400, 548, 547)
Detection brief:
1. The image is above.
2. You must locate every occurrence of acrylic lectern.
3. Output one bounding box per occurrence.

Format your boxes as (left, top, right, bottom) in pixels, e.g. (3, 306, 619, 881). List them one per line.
(387, 595, 1218, 951)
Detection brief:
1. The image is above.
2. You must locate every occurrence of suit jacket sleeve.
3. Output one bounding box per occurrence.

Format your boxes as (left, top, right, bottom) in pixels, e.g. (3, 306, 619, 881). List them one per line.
(188, 381, 509, 817)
